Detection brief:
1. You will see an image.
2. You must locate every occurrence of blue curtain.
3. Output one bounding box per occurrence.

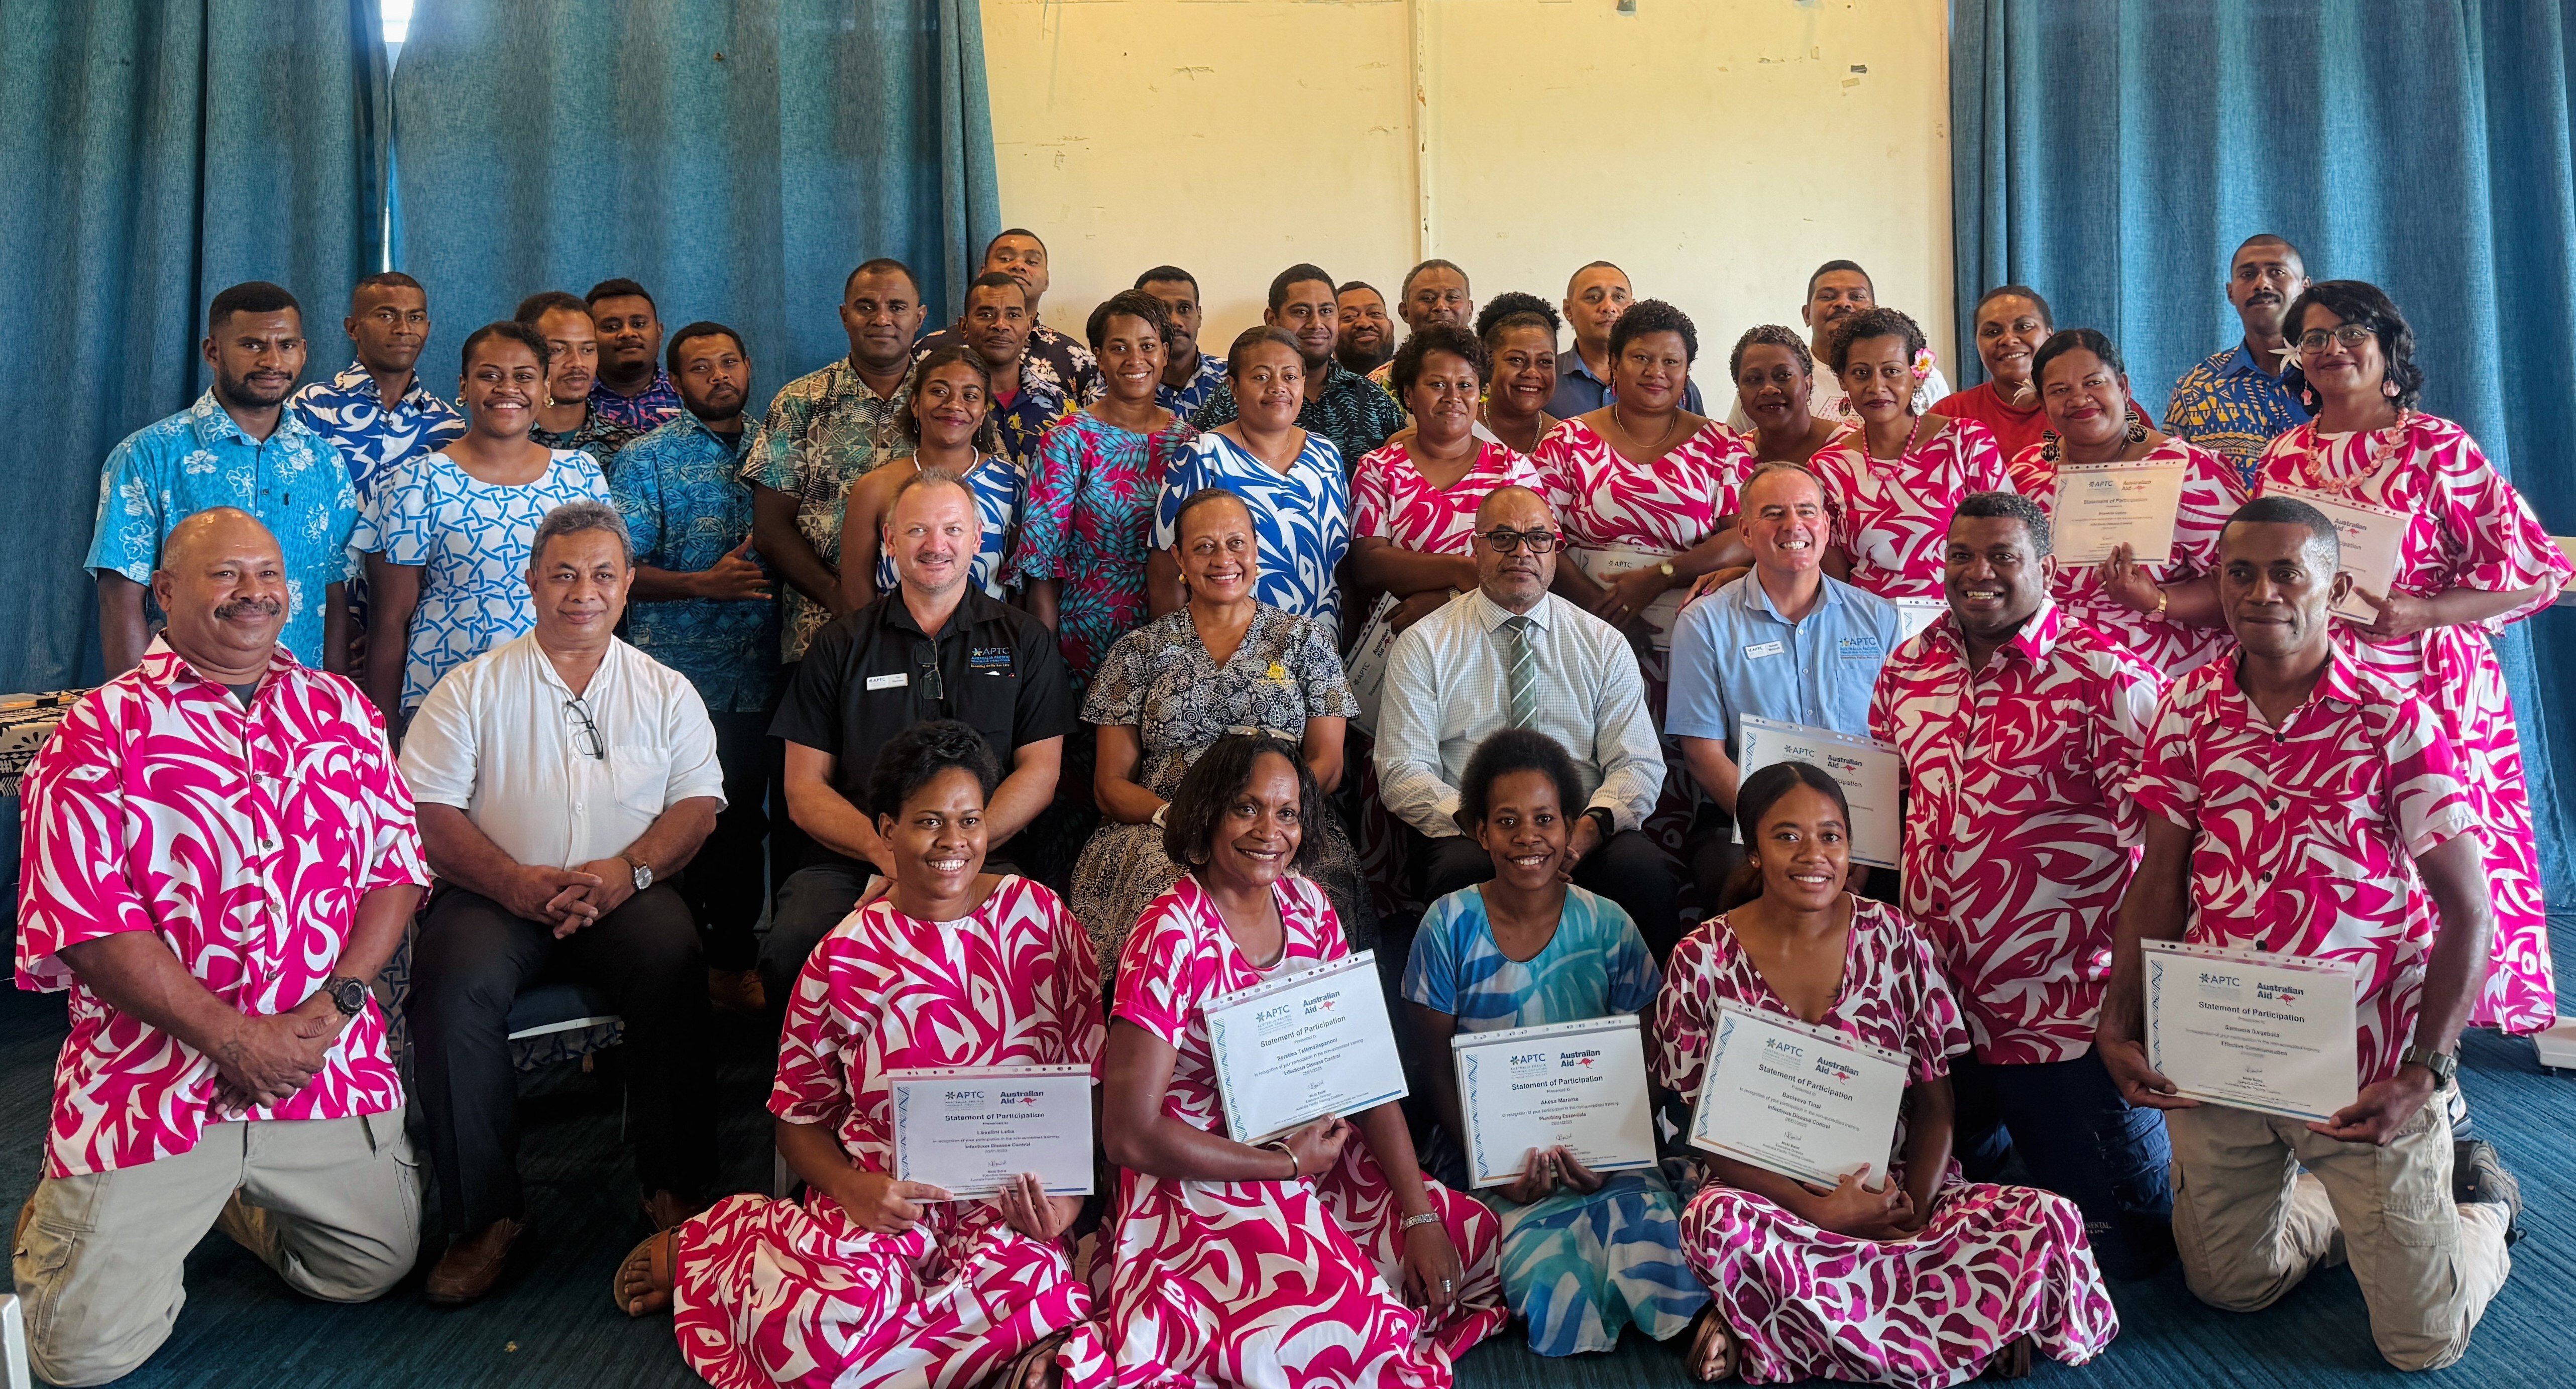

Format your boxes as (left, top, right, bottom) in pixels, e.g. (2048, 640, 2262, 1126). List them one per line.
(0, 0, 390, 696)
(1952, 0, 2576, 898)
(391, 0, 1000, 391)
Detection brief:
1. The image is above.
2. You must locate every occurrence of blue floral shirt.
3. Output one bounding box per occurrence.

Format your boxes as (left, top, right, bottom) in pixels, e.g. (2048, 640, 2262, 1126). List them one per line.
(610, 414, 779, 713)
(84, 391, 361, 667)
(291, 362, 467, 499)
(1189, 358, 1406, 475)
(587, 369, 684, 434)
(1152, 429, 1351, 626)
(2163, 342, 2312, 490)
(1156, 350, 1232, 418)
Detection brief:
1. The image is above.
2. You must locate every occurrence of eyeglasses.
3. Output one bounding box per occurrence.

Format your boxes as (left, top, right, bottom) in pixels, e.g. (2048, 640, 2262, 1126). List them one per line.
(1477, 528, 1560, 555)
(563, 698, 606, 761)
(918, 651, 945, 704)
(2295, 323, 2376, 354)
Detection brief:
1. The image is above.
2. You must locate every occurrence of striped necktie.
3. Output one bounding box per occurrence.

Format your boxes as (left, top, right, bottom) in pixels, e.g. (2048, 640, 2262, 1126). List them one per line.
(1502, 614, 1538, 729)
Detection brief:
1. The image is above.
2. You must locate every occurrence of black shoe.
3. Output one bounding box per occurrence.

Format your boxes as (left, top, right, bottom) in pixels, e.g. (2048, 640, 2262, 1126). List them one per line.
(2452, 1139, 2525, 1246)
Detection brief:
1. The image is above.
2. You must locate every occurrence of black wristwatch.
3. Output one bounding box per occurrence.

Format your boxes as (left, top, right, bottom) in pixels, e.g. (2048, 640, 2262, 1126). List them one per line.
(323, 974, 369, 1018)
(1584, 807, 1617, 841)
(2399, 1041, 2458, 1087)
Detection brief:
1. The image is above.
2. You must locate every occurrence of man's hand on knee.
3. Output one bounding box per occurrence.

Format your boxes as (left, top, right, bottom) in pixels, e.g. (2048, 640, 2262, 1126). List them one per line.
(211, 1012, 333, 1108)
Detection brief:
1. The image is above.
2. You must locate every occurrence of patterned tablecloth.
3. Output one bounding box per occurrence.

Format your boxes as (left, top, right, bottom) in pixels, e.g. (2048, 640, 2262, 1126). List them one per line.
(0, 692, 82, 800)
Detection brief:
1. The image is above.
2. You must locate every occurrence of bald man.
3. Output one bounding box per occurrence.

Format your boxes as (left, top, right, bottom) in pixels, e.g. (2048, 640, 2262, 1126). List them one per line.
(15, 507, 427, 1386)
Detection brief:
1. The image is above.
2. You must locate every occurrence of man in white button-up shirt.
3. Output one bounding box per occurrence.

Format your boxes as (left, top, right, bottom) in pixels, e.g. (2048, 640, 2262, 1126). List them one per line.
(1376, 485, 1682, 956)
(397, 500, 725, 1305)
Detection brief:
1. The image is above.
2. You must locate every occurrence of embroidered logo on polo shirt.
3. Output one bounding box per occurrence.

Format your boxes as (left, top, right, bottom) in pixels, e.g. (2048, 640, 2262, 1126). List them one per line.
(1837, 636, 1883, 661)
(968, 645, 1014, 674)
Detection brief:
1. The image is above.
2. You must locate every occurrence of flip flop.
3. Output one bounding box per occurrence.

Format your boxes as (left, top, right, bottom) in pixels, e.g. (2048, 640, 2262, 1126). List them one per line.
(613, 1228, 677, 1318)
(1002, 1329, 1072, 1389)
(1686, 1306, 1737, 1382)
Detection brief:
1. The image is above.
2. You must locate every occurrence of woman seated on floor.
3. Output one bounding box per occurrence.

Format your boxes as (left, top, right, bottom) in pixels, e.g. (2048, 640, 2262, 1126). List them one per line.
(1648, 762, 2119, 1385)
(1399, 728, 1707, 1357)
(615, 719, 1107, 1389)
(1095, 732, 1508, 1386)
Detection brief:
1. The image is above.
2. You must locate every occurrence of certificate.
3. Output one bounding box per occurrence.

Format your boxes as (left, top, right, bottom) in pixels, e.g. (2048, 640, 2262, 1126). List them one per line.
(1894, 597, 1947, 640)
(1344, 590, 1457, 738)
(1451, 1015, 1657, 1189)
(2051, 461, 2188, 565)
(1205, 952, 1409, 1143)
(887, 1064, 1096, 1198)
(2268, 485, 2408, 624)
(1573, 544, 1685, 649)
(1734, 715, 1901, 869)
(1689, 1004, 1909, 1190)
(2144, 940, 2360, 1122)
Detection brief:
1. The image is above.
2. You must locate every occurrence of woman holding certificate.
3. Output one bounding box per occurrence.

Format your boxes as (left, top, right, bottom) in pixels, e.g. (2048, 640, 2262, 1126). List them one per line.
(2006, 328, 2245, 674)
(1805, 308, 2013, 601)
(2254, 281, 2571, 1037)
(1099, 733, 1507, 1386)
(1648, 763, 2116, 1384)
(1399, 730, 1706, 1357)
(617, 722, 1109, 1389)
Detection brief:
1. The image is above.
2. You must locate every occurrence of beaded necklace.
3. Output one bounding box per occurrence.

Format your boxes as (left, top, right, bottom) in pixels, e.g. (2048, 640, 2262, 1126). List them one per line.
(2285, 409, 2413, 491)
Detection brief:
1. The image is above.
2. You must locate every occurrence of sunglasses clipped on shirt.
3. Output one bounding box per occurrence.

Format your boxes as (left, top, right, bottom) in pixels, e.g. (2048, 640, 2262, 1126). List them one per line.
(563, 697, 606, 760)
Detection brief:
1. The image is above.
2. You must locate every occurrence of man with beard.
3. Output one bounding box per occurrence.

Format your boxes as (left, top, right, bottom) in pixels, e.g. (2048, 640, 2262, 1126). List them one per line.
(1724, 259, 1948, 432)
(1138, 264, 1229, 416)
(89, 281, 360, 676)
(949, 271, 1074, 474)
(293, 271, 465, 499)
(586, 278, 684, 432)
(1550, 261, 1708, 418)
(2163, 234, 2315, 488)
(1336, 280, 1393, 375)
(916, 227, 1103, 406)
(610, 322, 779, 1013)
(1190, 263, 1407, 469)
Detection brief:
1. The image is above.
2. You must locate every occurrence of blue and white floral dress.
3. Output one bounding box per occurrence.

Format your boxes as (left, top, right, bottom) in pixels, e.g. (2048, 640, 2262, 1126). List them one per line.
(1151, 428, 1351, 631)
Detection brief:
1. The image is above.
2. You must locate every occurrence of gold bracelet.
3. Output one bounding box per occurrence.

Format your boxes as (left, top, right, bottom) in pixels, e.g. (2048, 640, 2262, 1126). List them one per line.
(2151, 589, 2170, 618)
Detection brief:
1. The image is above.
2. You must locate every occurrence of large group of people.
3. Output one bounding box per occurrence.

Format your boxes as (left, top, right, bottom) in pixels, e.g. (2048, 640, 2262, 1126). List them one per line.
(10, 225, 2552, 1388)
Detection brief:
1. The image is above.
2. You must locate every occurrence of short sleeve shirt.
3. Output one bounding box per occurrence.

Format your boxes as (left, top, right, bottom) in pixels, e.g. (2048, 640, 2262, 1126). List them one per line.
(587, 369, 685, 434)
(1152, 430, 1353, 624)
(292, 362, 468, 499)
(1401, 884, 1660, 1032)
(744, 358, 911, 663)
(609, 414, 779, 712)
(1666, 571, 1902, 755)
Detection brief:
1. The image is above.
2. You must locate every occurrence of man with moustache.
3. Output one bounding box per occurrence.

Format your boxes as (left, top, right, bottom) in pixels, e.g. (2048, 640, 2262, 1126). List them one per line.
(89, 281, 360, 676)
(1191, 263, 1407, 469)
(293, 271, 466, 499)
(1868, 491, 2176, 1280)
(2163, 234, 2315, 488)
(1724, 259, 1949, 431)
(517, 290, 642, 472)
(948, 271, 1077, 473)
(14, 508, 429, 1387)
(1550, 260, 1709, 418)
(916, 227, 1103, 404)
(1366, 259, 1477, 398)
(610, 322, 780, 1013)
(2097, 496, 2522, 1369)
(1138, 264, 1230, 416)
(1336, 280, 1394, 375)
(585, 278, 684, 432)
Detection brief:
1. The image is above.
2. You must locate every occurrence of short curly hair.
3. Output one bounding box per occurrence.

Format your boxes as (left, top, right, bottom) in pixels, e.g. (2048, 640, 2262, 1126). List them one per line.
(1609, 299, 1697, 366)
(866, 719, 1001, 822)
(1827, 306, 1928, 374)
(1953, 489, 2052, 558)
(1474, 291, 1561, 344)
(2281, 280, 2423, 412)
(1454, 729, 1587, 834)
(1389, 322, 1489, 398)
(1163, 732, 1322, 874)
(1728, 324, 1813, 382)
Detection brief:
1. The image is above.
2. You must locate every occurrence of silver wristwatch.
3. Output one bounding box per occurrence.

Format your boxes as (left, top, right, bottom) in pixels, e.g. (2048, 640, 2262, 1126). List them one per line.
(621, 854, 652, 892)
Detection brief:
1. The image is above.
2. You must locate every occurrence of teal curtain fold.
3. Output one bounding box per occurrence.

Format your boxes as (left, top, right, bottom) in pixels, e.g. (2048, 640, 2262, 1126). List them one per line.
(390, 0, 1001, 389)
(0, 0, 389, 694)
(1952, 0, 2576, 899)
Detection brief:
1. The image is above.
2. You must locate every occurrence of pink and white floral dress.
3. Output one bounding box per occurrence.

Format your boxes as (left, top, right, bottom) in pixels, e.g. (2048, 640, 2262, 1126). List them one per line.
(2254, 413, 2570, 1032)
(2008, 433, 2247, 674)
(1099, 873, 1506, 1387)
(1649, 900, 2119, 1387)
(1807, 417, 2012, 601)
(669, 876, 1110, 1389)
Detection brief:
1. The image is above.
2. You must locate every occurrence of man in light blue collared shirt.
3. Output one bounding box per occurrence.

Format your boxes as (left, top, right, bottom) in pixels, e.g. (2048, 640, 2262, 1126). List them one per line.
(1666, 461, 1900, 903)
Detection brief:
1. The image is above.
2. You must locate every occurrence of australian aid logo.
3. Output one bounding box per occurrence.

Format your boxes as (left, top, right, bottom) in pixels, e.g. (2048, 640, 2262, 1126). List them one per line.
(1302, 989, 1341, 1017)
(2254, 979, 2306, 1006)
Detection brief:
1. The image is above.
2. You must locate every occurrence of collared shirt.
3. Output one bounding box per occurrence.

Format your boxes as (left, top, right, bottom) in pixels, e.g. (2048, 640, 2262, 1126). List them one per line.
(916, 321, 1104, 409)
(1724, 363, 1950, 434)
(1870, 602, 2167, 1063)
(1548, 347, 1707, 419)
(587, 368, 685, 434)
(984, 357, 1083, 475)
(1351, 438, 1545, 557)
(292, 361, 467, 498)
(1190, 358, 1408, 473)
(531, 408, 642, 477)
(1156, 349, 1231, 418)
(1377, 589, 1664, 838)
(769, 588, 1075, 857)
(16, 640, 425, 1177)
(609, 413, 779, 713)
(1151, 430, 1351, 624)
(2134, 646, 2478, 1087)
(86, 391, 360, 669)
(2164, 342, 2311, 489)
(1667, 570, 1901, 755)
(399, 633, 725, 870)
(745, 358, 912, 664)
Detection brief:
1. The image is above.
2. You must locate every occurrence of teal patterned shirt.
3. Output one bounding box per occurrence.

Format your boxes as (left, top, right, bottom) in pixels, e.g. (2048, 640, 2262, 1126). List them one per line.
(1401, 883, 1661, 1030)
(610, 413, 779, 713)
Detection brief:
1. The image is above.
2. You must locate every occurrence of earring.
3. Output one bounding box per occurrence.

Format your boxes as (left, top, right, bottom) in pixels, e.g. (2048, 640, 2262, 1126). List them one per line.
(2383, 381, 2400, 398)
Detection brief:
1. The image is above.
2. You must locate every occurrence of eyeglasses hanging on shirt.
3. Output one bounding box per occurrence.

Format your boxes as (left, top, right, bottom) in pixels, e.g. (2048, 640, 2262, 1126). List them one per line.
(563, 697, 607, 760)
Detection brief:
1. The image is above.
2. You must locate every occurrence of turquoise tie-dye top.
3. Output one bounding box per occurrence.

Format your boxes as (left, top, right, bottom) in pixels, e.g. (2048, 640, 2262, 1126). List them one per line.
(1400, 883, 1660, 1030)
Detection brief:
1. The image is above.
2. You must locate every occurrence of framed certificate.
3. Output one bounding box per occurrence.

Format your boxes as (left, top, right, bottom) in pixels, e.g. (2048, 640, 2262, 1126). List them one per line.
(2051, 461, 2189, 566)
(1894, 597, 1947, 640)
(2144, 940, 2361, 1121)
(1205, 952, 1409, 1143)
(887, 1064, 1097, 1197)
(2267, 485, 2408, 624)
(1689, 1004, 1909, 1190)
(1735, 715, 1901, 869)
(1573, 544, 1685, 649)
(1450, 1015, 1657, 1189)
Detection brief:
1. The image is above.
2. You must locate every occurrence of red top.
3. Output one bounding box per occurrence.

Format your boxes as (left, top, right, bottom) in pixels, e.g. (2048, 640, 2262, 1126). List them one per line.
(1932, 380, 2155, 460)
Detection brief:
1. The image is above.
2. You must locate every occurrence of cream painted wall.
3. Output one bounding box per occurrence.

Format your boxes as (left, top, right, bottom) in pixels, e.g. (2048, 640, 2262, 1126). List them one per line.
(982, 0, 1954, 387)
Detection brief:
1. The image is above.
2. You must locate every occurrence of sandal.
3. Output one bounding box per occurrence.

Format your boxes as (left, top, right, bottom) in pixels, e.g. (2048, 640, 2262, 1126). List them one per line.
(1980, 1334, 2034, 1380)
(1001, 1329, 1072, 1389)
(613, 1228, 677, 1318)
(1684, 1306, 1738, 1382)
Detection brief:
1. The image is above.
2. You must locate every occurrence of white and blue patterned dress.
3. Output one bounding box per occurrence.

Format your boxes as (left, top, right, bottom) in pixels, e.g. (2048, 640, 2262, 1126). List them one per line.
(1402, 884, 1708, 1356)
(352, 447, 608, 713)
(1151, 429, 1351, 630)
(872, 454, 1022, 601)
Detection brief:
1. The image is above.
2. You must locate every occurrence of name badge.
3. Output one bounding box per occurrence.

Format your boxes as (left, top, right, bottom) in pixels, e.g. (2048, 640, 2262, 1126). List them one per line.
(1744, 640, 1785, 660)
(865, 673, 910, 691)
(1836, 635, 1883, 661)
(968, 645, 1015, 675)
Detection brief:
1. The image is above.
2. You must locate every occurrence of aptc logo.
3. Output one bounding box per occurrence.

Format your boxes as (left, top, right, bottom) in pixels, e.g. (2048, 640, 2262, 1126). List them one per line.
(2199, 972, 2242, 989)
(1763, 1038, 1805, 1060)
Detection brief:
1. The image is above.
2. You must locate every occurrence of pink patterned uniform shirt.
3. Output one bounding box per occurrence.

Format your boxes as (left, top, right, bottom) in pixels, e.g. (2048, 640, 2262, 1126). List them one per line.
(1870, 603, 2167, 1063)
(1807, 417, 2012, 600)
(1351, 438, 1549, 555)
(15, 642, 426, 1178)
(1531, 417, 1750, 557)
(2006, 434, 2247, 675)
(2132, 646, 2480, 1087)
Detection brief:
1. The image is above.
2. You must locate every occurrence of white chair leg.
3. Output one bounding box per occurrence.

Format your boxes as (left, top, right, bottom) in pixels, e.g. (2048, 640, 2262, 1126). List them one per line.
(2, 1292, 31, 1389)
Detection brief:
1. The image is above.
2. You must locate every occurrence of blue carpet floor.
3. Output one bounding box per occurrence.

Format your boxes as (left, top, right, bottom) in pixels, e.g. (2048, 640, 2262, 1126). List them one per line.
(3, 939, 2569, 1387)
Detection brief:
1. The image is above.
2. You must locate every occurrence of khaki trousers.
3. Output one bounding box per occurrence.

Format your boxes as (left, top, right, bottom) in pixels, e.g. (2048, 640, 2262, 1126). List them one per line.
(2167, 1092, 2511, 1370)
(10, 1110, 421, 1387)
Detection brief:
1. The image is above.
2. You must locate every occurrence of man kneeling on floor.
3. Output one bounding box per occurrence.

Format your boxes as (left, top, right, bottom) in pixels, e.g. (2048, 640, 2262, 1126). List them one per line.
(13, 508, 429, 1386)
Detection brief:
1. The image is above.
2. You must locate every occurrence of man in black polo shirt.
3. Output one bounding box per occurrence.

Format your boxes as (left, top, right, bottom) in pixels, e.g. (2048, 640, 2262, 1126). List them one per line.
(759, 470, 1072, 1005)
